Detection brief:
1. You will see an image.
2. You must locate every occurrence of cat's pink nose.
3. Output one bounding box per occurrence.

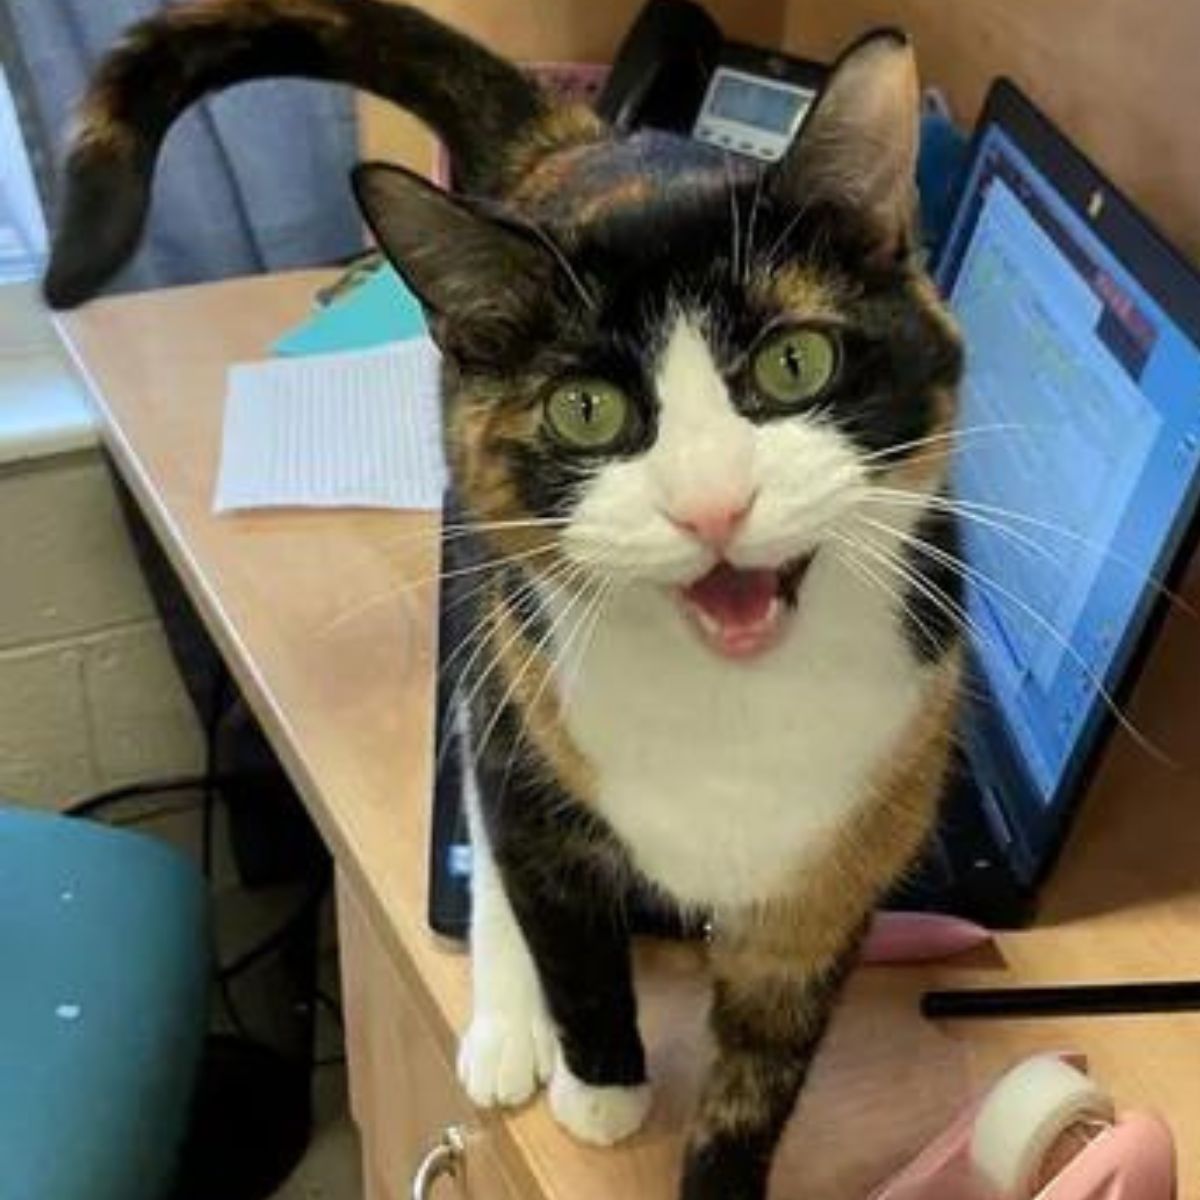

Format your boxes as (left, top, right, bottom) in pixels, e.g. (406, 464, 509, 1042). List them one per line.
(669, 494, 757, 549)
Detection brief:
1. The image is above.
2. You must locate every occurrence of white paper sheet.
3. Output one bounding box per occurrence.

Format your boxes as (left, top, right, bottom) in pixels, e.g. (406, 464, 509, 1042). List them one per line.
(213, 342, 446, 512)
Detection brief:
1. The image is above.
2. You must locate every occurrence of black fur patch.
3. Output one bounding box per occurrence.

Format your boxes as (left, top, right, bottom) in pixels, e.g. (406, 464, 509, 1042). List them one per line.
(44, 0, 546, 307)
(475, 731, 646, 1086)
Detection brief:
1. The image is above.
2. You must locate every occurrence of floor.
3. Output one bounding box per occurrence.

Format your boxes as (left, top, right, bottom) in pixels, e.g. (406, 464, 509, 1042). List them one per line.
(270, 1115, 362, 1200)
(130, 794, 366, 1200)
(267, 941, 363, 1200)
(268, 1017, 363, 1199)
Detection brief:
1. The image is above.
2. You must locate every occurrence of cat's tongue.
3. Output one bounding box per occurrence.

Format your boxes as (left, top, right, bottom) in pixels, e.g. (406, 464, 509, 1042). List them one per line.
(680, 563, 783, 659)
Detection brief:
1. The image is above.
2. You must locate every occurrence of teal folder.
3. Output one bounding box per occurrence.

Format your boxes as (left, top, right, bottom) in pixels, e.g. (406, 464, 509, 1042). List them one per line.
(273, 262, 427, 356)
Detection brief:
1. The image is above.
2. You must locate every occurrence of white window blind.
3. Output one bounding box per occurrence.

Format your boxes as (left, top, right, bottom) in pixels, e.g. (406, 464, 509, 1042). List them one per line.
(0, 68, 47, 284)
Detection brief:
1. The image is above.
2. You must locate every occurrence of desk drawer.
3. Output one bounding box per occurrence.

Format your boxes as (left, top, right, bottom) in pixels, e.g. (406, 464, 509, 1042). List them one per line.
(337, 875, 521, 1200)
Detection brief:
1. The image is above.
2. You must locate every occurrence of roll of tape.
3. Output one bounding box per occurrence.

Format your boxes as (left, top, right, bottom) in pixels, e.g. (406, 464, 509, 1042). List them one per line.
(969, 1057, 1115, 1198)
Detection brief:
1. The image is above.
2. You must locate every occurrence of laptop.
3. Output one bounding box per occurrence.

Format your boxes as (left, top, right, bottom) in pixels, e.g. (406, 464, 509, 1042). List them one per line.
(428, 78, 1200, 937)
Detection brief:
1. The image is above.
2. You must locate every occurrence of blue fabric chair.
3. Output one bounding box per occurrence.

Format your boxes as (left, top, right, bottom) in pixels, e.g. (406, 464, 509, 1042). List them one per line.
(0, 806, 209, 1200)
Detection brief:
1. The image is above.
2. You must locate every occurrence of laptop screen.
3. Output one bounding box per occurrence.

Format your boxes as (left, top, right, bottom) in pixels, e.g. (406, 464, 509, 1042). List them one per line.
(937, 111, 1200, 867)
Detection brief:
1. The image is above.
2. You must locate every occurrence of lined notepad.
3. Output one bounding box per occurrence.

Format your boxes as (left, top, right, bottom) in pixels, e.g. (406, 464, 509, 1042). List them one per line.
(214, 342, 446, 512)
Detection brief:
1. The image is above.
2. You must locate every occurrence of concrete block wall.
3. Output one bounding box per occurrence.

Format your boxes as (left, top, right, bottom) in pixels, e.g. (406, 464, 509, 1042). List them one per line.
(0, 448, 204, 807)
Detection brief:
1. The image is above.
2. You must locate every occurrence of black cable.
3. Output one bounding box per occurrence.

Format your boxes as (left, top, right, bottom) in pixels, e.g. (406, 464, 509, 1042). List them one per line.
(63, 774, 212, 819)
(309, 987, 347, 1072)
(216, 869, 331, 983)
(62, 662, 336, 1059)
(314, 988, 344, 1030)
(200, 660, 336, 1053)
(200, 664, 231, 880)
(64, 659, 233, 828)
(195, 661, 267, 1043)
(111, 796, 208, 828)
(201, 786, 217, 880)
(217, 973, 255, 1042)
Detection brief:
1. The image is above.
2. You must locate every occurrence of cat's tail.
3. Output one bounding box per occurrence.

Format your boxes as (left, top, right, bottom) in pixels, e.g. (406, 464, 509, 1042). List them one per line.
(42, 0, 551, 309)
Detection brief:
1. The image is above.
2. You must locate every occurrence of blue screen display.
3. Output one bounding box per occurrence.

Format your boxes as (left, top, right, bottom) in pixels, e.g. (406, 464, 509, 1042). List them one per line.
(938, 125, 1200, 810)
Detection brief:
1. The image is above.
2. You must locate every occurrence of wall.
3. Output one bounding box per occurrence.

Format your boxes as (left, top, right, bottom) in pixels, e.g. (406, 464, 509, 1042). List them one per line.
(0, 449, 204, 805)
(0, 281, 203, 808)
(782, 0, 1200, 263)
(359, 0, 786, 171)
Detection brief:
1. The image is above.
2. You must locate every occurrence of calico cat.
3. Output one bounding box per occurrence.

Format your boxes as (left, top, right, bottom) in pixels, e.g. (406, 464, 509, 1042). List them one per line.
(44, 3, 965, 1196)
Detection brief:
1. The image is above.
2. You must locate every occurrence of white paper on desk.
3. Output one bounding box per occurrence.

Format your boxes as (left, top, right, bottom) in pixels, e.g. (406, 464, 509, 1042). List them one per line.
(214, 342, 447, 512)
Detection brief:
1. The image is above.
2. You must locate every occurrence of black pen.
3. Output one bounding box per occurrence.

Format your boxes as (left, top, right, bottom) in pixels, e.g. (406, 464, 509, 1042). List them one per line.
(922, 980, 1200, 1020)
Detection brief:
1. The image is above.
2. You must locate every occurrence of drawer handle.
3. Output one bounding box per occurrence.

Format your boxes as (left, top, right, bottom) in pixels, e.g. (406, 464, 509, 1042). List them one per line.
(412, 1125, 467, 1199)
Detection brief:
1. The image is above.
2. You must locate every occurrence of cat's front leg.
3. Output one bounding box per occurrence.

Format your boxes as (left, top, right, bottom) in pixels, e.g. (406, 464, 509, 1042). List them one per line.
(500, 839, 652, 1146)
(460, 773, 650, 1144)
(679, 906, 869, 1200)
(457, 798, 558, 1107)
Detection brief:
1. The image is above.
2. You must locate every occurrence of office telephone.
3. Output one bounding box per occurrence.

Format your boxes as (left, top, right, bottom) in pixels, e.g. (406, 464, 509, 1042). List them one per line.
(596, 0, 827, 162)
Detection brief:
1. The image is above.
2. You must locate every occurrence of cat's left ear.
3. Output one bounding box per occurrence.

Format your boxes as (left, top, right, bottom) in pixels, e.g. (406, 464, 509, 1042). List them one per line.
(352, 162, 556, 358)
(772, 30, 920, 261)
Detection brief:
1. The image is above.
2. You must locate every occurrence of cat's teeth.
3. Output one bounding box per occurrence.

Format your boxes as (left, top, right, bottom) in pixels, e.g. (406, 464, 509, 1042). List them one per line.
(682, 593, 786, 659)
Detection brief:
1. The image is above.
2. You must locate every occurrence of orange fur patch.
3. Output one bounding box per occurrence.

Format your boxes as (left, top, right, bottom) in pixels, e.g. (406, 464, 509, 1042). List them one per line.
(70, 79, 134, 153)
(505, 104, 607, 192)
(753, 263, 847, 322)
(693, 653, 962, 1138)
(486, 588, 597, 802)
(446, 381, 546, 552)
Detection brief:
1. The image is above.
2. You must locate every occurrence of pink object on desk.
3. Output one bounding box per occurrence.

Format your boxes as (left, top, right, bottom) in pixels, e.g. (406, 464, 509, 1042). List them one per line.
(861, 911, 992, 964)
(869, 1054, 1177, 1200)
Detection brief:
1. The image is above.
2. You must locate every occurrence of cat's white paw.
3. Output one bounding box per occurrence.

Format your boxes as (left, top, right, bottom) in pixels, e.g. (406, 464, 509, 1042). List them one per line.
(548, 1057, 652, 1146)
(458, 1010, 558, 1108)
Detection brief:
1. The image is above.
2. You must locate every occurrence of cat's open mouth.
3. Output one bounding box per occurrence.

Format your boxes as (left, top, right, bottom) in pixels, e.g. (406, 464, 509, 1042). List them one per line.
(679, 556, 813, 660)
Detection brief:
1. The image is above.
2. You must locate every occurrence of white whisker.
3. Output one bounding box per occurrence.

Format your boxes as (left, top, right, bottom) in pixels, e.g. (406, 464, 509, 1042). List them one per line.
(857, 513, 1174, 765)
(864, 488, 1194, 616)
(525, 223, 598, 311)
(496, 574, 617, 795)
(762, 188, 818, 274)
(438, 559, 589, 779)
(861, 422, 1046, 466)
(828, 532, 946, 658)
(724, 152, 742, 284)
(436, 553, 580, 694)
(828, 535, 994, 711)
(743, 165, 767, 285)
(377, 516, 572, 548)
(837, 525, 994, 657)
(321, 540, 563, 635)
(470, 569, 604, 775)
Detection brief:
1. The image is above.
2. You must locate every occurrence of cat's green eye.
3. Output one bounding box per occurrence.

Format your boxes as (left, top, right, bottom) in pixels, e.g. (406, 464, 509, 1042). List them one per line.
(544, 379, 631, 450)
(752, 327, 839, 408)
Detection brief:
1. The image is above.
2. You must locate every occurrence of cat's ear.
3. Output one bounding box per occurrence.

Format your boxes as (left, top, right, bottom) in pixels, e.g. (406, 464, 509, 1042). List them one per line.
(352, 162, 556, 357)
(772, 30, 920, 261)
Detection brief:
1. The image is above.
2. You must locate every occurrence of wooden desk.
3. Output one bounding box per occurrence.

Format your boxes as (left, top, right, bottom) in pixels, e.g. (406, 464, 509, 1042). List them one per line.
(58, 271, 1200, 1199)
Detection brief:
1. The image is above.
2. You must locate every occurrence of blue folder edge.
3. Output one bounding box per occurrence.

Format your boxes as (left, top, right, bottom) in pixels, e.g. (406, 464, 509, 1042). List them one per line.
(272, 261, 427, 357)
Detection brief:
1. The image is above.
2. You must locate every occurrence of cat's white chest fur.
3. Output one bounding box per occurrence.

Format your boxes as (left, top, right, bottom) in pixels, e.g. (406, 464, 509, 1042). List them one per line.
(550, 553, 928, 909)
